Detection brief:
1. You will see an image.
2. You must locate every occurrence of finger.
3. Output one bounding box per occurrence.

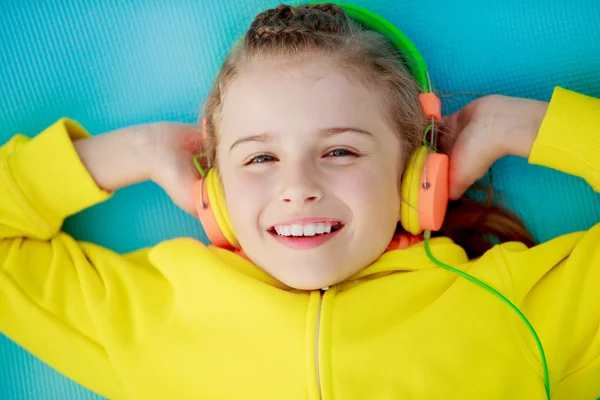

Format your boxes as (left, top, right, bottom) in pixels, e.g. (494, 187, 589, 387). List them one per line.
(176, 162, 202, 216)
(166, 180, 197, 216)
(447, 126, 496, 200)
(157, 159, 200, 216)
(438, 111, 460, 155)
(439, 100, 477, 154)
(175, 186, 198, 217)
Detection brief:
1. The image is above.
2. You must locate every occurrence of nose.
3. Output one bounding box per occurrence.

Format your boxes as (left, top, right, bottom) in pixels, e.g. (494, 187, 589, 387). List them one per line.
(279, 162, 323, 204)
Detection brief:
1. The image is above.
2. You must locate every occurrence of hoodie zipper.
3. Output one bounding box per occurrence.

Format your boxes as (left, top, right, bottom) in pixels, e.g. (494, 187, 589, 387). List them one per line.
(315, 286, 329, 400)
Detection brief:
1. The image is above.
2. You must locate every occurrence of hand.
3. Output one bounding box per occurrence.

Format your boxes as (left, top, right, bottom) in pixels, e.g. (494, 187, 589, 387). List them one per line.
(75, 121, 203, 216)
(147, 122, 204, 215)
(439, 94, 549, 200)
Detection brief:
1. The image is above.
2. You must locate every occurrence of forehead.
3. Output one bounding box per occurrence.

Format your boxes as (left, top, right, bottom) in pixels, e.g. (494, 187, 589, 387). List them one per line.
(219, 58, 388, 138)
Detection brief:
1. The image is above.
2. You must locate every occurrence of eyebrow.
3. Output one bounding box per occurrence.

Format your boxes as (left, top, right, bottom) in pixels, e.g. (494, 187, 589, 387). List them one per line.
(228, 127, 373, 152)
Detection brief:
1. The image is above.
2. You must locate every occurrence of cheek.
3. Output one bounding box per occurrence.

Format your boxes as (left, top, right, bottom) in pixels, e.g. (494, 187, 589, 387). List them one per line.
(338, 164, 400, 219)
(220, 171, 268, 233)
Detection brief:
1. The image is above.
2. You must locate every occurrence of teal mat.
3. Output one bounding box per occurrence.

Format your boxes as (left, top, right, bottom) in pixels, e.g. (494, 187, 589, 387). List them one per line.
(1, 0, 599, 398)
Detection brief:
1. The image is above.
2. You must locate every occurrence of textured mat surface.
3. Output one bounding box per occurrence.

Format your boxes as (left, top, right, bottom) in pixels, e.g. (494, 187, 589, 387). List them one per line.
(1, 0, 599, 398)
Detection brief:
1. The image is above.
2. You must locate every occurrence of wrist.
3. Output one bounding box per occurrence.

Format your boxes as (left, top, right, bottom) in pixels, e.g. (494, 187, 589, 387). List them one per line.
(74, 124, 157, 191)
(144, 122, 179, 183)
(505, 98, 549, 159)
(129, 123, 164, 180)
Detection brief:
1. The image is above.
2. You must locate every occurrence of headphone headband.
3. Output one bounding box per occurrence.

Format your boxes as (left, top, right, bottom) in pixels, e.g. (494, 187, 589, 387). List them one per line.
(322, 2, 431, 92)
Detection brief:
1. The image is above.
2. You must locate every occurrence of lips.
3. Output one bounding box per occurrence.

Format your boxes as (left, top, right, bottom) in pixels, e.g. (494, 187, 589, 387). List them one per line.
(267, 218, 345, 250)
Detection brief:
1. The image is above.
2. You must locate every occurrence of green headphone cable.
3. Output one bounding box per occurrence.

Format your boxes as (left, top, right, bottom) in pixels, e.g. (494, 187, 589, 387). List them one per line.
(423, 230, 551, 399)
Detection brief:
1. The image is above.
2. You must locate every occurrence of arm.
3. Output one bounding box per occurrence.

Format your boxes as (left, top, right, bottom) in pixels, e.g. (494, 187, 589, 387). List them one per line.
(0, 119, 153, 240)
(0, 119, 195, 399)
(441, 86, 599, 199)
(501, 87, 600, 398)
(532, 87, 600, 398)
(1, 119, 108, 240)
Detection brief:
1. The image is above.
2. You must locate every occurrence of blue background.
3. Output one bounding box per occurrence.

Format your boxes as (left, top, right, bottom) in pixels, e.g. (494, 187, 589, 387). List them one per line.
(1, 0, 599, 398)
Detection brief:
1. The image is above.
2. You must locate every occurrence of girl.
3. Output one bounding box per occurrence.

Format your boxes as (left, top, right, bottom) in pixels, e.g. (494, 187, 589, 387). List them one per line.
(1, 3, 599, 400)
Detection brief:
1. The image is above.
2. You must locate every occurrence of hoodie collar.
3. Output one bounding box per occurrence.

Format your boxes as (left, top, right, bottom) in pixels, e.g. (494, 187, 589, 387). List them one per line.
(221, 233, 468, 289)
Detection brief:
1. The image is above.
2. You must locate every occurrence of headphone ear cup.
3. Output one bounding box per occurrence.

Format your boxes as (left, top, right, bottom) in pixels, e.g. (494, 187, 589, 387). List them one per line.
(418, 152, 449, 232)
(193, 169, 239, 249)
(401, 147, 428, 234)
(400, 147, 449, 234)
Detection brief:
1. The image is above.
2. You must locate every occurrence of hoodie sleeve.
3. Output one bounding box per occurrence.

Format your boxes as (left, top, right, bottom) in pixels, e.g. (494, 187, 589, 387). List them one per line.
(505, 87, 600, 398)
(528, 86, 600, 192)
(0, 118, 112, 240)
(0, 120, 127, 399)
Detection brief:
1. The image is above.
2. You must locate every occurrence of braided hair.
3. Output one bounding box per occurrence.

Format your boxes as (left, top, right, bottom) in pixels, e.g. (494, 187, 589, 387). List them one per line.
(246, 3, 351, 47)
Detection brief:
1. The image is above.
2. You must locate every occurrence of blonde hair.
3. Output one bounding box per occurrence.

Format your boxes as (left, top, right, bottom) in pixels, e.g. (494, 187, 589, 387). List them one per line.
(200, 3, 534, 258)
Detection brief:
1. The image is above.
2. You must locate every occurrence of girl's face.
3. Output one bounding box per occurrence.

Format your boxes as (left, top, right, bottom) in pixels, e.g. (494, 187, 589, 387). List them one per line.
(217, 59, 404, 290)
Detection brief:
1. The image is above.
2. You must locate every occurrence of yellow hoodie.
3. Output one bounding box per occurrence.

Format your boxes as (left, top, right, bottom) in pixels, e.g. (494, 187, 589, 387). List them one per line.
(1, 86, 599, 400)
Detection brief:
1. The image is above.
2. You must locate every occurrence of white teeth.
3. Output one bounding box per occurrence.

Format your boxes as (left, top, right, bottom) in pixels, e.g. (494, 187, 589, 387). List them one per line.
(273, 222, 338, 237)
(316, 224, 325, 234)
(290, 224, 303, 236)
(303, 224, 317, 236)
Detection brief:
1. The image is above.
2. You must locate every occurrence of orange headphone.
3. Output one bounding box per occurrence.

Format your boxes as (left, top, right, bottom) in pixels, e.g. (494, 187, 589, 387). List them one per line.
(192, 3, 449, 249)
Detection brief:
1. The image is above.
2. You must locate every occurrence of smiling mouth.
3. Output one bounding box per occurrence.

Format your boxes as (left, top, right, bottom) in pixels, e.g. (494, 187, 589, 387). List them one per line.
(267, 221, 344, 250)
(268, 221, 344, 237)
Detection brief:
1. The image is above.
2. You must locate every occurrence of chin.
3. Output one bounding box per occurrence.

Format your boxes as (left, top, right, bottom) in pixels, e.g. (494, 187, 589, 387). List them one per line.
(280, 276, 340, 291)
(242, 231, 382, 290)
(268, 261, 358, 291)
